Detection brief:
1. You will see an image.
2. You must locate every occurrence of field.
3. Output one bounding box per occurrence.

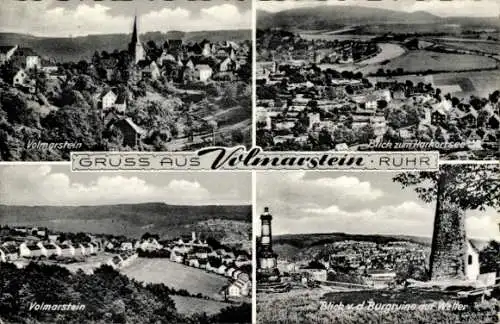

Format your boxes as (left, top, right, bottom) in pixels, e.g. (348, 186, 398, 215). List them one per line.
(431, 37, 500, 55)
(364, 50, 497, 74)
(431, 70, 500, 98)
(52, 253, 115, 274)
(122, 257, 229, 300)
(171, 295, 232, 316)
(440, 41, 500, 55)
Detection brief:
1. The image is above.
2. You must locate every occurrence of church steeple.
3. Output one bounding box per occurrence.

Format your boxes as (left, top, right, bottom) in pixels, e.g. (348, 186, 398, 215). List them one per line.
(128, 13, 145, 64)
(131, 15, 139, 44)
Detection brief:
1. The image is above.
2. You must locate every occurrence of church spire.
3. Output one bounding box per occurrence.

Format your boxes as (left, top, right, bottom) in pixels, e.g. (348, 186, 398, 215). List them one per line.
(128, 12, 145, 64)
(131, 14, 139, 44)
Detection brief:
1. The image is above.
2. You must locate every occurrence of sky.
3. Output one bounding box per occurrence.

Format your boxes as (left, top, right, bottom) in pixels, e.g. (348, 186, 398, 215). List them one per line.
(258, 0, 500, 18)
(0, 165, 251, 206)
(0, 0, 252, 37)
(255, 171, 500, 241)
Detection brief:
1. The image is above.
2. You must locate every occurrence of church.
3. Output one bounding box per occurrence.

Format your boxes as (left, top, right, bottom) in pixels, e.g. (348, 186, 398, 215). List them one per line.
(128, 15, 146, 64)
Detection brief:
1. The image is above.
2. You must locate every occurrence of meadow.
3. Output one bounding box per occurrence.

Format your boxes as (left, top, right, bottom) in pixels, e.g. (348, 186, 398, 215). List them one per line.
(171, 295, 233, 316)
(122, 257, 229, 300)
(440, 41, 500, 55)
(379, 50, 497, 73)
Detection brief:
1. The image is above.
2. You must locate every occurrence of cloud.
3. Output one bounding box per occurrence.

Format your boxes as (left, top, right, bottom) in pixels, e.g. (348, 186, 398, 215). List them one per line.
(466, 213, 500, 241)
(271, 201, 434, 237)
(0, 2, 251, 36)
(257, 172, 384, 212)
(0, 166, 215, 206)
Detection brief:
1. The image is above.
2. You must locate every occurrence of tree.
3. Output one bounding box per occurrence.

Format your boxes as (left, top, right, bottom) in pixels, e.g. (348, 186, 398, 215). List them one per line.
(479, 240, 500, 274)
(345, 85, 354, 95)
(393, 165, 499, 279)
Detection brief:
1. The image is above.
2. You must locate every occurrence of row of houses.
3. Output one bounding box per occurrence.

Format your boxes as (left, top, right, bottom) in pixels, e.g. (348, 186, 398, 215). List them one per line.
(0, 241, 101, 261)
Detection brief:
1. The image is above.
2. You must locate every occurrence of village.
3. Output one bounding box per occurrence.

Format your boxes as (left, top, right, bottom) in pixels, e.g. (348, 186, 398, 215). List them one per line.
(0, 225, 252, 299)
(256, 30, 500, 159)
(274, 240, 432, 290)
(0, 15, 251, 160)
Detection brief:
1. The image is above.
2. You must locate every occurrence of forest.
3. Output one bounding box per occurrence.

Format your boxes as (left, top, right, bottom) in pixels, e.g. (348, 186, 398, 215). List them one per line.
(0, 262, 251, 324)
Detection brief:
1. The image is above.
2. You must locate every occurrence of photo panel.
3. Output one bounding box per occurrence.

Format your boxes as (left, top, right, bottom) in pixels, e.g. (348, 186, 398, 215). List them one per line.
(255, 165, 499, 323)
(0, 0, 252, 161)
(256, 0, 500, 160)
(0, 165, 253, 323)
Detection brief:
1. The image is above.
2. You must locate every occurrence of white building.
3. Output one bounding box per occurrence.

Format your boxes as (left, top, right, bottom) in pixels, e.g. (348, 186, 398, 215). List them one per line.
(13, 69, 27, 87)
(195, 64, 213, 82)
(26, 56, 41, 70)
(101, 90, 117, 111)
(465, 240, 480, 282)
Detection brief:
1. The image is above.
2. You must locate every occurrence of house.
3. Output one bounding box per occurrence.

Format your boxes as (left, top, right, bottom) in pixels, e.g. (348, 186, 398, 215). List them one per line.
(232, 270, 242, 280)
(371, 114, 387, 137)
(111, 118, 146, 148)
(101, 90, 118, 111)
(431, 109, 447, 126)
(227, 279, 249, 297)
(74, 244, 87, 256)
(236, 271, 250, 282)
(121, 242, 134, 251)
(140, 238, 162, 251)
(466, 130, 482, 150)
(108, 255, 122, 268)
(218, 264, 228, 275)
(194, 246, 211, 259)
(59, 243, 75, 257)
(48, 234, 59, 242)
(226, 267, 236, 277)
(194, 64, 213, 82)
(20, 242, 47, 258)
(26, 55, 41, 70)
(465, 240, 480, 282)
(114, 93, 127, 114)
(188, 258, 200, 268)
(220, 57, 235, 72)
(45, 242, 61, 257)
(12, 69, 27, 87)
(139, 61, 161, 80)
(198, 258, 208, 269)
(0, 245, 19, 261)
(201, 41, 212, 57)
(170, 250, 184, 263)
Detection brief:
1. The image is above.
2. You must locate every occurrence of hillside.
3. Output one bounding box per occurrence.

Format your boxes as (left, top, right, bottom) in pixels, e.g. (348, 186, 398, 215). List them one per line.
(257, 6, 500, 30)
(0, 29, 251, 62)
(0, 203, 251, 238)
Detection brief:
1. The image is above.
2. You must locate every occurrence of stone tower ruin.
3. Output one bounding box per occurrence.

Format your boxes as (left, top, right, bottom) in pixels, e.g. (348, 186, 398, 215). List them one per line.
(429, 199, 468, 281)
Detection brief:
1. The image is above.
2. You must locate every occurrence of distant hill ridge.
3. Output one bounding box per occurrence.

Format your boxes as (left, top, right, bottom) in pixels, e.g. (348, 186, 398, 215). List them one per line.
(273, 231, 492, 248)
(0, 29, 251, 62)
(0, 203, 251, 238)
(257, 6, 500, 30)
(271, 232, 492, 261)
